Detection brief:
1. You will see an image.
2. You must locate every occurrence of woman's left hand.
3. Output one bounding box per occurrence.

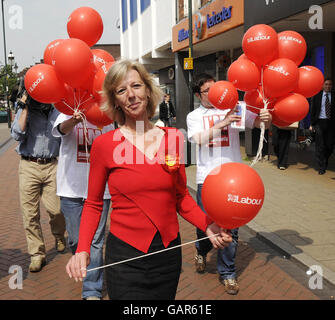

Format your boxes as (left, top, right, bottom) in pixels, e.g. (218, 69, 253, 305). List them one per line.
(205, 223, 232, 249)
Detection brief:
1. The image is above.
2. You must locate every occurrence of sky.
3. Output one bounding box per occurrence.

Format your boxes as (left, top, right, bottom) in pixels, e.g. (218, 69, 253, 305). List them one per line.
(0, 0, 120, 72)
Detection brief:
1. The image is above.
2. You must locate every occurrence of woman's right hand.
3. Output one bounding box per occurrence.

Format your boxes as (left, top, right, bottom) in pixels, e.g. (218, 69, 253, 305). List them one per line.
(66, 252, 90, 282)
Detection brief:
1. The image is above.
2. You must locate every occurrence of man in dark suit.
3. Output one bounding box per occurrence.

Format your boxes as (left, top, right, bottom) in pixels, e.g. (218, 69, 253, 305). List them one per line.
(310, 79, 335, 174)
(159, 94, 176, 127)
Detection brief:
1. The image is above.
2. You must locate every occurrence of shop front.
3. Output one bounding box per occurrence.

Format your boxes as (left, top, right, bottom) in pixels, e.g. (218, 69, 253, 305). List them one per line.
(172, 0, 245, 163)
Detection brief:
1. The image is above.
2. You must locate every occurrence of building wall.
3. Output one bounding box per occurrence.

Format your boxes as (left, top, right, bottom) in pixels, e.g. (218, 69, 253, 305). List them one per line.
(120, 0, 175, 62)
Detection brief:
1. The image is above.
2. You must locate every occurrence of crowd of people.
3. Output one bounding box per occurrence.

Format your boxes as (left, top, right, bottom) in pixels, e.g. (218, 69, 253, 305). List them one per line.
(9, 58, 334, 300)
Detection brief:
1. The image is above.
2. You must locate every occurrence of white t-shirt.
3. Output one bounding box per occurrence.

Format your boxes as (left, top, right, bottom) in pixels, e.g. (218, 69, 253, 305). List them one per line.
(187, 102, 257, 184)
(52, 113, 114, 199)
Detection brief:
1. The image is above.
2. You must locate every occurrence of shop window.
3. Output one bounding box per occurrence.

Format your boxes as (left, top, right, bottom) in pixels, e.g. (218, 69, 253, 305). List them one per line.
(130, 0, 137, 23)
(141, 0, 151, 13)
(121, 0, 128, 32)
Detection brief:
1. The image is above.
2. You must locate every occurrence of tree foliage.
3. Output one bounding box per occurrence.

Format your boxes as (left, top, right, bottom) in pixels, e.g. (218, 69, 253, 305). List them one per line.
(0, 65, 18, 108)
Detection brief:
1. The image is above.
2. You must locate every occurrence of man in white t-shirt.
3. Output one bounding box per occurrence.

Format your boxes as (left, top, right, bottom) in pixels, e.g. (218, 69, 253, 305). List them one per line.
(52, 111, 114, 300)
(187, 73, 272, 295)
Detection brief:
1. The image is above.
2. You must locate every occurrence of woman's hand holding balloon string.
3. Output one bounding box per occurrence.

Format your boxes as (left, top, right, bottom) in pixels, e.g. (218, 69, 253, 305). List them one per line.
(206, 223, 232, 249)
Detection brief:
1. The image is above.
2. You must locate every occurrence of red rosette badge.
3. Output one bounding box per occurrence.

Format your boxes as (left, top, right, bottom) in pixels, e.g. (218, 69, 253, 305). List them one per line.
(162, 154, 180, 174)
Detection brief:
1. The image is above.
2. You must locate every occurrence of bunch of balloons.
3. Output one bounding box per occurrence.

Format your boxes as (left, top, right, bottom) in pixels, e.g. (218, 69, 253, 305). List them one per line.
(208, 24, 324, 127)
(24, 7, 115, 128)
(202, 24, 326, 230)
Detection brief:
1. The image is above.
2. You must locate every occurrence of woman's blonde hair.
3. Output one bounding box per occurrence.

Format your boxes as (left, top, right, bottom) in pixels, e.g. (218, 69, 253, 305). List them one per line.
(101, 59, 163, 125)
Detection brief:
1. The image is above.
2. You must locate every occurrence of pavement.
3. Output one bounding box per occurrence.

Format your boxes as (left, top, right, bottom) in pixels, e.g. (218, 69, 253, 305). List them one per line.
(0, 121, 334, 300)
(0, 123, 11, 149)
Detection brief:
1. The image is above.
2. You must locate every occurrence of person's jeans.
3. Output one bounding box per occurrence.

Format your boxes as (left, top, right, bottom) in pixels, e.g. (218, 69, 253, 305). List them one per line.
(60, 197, 110, 299)
(195, 184, 239, 279)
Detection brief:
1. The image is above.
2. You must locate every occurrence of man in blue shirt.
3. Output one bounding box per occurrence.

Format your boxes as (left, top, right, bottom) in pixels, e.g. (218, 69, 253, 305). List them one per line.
(11, 91, 66, 272)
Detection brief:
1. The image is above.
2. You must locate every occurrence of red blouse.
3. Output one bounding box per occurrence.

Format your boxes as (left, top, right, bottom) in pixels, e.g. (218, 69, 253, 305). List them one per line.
(76, 127, 212, 254)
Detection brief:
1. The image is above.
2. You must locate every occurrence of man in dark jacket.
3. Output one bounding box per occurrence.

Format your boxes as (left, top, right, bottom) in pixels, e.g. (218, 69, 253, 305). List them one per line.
(310, 79, 335, 174)
(159, 94, 176, 127)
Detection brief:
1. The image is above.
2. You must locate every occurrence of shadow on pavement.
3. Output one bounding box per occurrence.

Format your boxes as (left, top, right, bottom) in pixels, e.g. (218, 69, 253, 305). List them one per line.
(0, 246, 68, 282)
(204, 241, 256, 277)
(249, 229, 313, 261)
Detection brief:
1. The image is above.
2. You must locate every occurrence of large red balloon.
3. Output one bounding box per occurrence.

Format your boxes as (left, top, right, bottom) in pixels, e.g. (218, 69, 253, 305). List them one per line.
(67, 7, 103, 47)
(92, 62, 115, 102)
(202, 162, 265, 230)
(43, 39, 64, 65)
(53, 38, 95, 88)
(242, 24, 278, 66)
(263, 58, 299, 98)
(91, 49, 115, 70)
(278, 31, 307, 66)
(54, 84, 95, 115)
(24, 64, 65, 104)
(272, 93, 309, 123)
(295, 66, 324, 98)
(84, 103, 113, 128)
(208, 81, 239, 110)
(227, 58, 260, 92)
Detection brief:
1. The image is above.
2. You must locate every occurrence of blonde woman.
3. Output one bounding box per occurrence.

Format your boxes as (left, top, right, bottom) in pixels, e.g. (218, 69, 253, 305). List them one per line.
(66, 59, 232, 300)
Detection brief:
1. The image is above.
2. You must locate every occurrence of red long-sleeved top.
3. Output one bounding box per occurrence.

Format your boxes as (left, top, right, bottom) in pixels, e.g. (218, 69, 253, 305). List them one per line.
(76, 127, 212, 254)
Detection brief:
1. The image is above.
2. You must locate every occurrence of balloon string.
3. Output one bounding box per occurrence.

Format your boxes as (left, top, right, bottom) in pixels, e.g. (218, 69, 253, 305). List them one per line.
(250, 66, 268, 167)
(62, 96, 91, 177)
(84, 233, 221, 273)
(78, 94, 94, 108)
(245, 104, 274, 112)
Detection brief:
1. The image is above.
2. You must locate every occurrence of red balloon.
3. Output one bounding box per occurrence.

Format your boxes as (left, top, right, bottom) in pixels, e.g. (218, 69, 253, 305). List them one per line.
(92, 62, 115, 102)
(202, 162, 265, 229)
(54, 84, 95, 115)
(242, 24, 278, 66)
(278, 31, 307, 66)
(79, 71, 96, 94)
(244, 88, 276, 114)
(296, 66, 324, 98)
(53, 38, 95, 88)
(84, 103, 113, 128)
(24, 64, 65, 104)
(43, 39, 64, 65)
(244, 88, 265, 114)
(208, 81, 239, 110)
(263, 58, 299, 98)
(91, 49, 115, 70)
(67, 7, 103, 47)
(237, 53, 248, 60)
(227, 59, 260, 92)
(272, 93, 309, 123)
(271, 113, 293, 127)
